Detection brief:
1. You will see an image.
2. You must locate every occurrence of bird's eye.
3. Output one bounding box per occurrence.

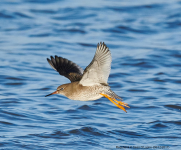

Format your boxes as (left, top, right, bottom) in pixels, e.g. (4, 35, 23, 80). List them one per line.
(60, 88, 64, 91)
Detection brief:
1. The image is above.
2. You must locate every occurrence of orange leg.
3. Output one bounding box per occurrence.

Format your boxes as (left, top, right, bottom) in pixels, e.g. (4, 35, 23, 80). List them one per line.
(100, 93, 130, 113)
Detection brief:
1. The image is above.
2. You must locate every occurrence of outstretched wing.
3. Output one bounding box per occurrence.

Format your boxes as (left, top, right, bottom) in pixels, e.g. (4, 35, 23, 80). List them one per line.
(47, 56, 83, 82)
(79, 42, 112, 86)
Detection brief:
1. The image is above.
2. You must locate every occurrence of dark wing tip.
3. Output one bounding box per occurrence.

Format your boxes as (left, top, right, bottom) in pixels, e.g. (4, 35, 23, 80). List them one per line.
(98, 42, 108, 48)
(47, 56, 57, 71)
(46, 55, 83, 82)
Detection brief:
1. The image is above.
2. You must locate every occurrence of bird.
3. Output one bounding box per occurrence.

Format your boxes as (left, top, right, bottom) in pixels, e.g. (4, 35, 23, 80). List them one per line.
(45, 42, 129, 112)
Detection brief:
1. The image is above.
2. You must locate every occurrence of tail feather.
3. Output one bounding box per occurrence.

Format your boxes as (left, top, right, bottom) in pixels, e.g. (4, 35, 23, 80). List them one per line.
(104, 89, 123, 100)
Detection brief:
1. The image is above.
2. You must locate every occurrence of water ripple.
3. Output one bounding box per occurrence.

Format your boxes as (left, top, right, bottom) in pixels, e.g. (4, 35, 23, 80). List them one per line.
(0, 0, 181, 149)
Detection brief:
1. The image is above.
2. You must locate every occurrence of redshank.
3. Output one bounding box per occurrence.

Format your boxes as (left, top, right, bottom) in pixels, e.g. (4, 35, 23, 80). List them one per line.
(45, 42, 129, 112)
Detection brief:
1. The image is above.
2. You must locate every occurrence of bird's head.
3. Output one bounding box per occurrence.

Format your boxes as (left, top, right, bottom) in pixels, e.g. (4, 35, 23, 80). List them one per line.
(45, 84, 68, 97)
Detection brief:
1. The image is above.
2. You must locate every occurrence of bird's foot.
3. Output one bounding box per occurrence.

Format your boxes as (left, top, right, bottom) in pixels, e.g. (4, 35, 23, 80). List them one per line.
(100, 93, 130, 112)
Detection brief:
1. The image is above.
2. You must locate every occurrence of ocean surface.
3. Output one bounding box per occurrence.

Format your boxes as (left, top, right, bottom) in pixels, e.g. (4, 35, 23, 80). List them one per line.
(0, 0, 181, 149)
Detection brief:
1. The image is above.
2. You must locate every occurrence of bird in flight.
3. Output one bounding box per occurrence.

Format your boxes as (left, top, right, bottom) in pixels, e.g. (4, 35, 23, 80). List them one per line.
(45, 42, 129, 112)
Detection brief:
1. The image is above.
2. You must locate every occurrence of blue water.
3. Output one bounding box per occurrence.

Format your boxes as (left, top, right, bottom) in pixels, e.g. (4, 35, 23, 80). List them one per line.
(0, 0, 181, 149)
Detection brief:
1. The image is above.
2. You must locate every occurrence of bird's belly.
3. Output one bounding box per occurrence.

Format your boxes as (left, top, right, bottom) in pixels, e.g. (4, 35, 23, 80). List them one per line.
(69, 94, 103, 101)
(64, 84, 110, 101)
(67, 86, 104, 101)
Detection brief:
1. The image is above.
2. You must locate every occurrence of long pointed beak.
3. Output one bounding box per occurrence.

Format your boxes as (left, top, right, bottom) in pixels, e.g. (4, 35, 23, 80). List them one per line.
(45, 91, 58, 97)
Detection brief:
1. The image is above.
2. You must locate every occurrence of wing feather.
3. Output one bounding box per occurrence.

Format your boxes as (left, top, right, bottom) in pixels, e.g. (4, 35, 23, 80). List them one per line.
(47, 56, 83, 82)
(79, 42, 111, 86)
